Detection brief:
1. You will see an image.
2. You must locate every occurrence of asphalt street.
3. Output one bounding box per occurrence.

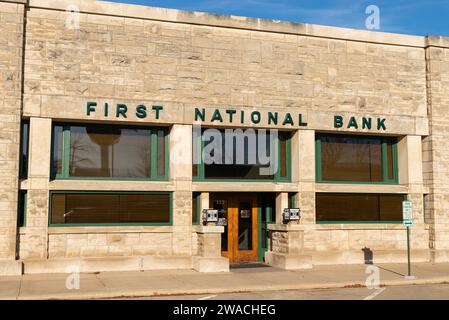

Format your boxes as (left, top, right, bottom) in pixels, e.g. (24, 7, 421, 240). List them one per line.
(137, 284, 449, 300)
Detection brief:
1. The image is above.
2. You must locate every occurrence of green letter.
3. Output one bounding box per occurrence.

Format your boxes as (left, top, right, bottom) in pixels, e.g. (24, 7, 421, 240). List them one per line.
(268, 112, 278, 125)
(136, 105, 147, 119)
(298, 113, 308, 127)
(194, 108, 205, 121)
(152, 105, 163, 119)
(104, 102, 109, 117)
(334, 115, 343, 128)
(87, 102, 96, 116)
(377, 118, 386, 130)
(251, 111, 261, 124)
(116, 104, 127, 118)
(211, 109, 223, 122)
(282, 113, 294, 126)
(226, 109, 236, 123)
(347, 116, 358, 129)
(362, 117, 372, 130)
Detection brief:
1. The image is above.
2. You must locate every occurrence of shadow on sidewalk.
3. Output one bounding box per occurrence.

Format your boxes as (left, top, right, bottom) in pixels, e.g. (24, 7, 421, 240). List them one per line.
(363, 247, 405, 277)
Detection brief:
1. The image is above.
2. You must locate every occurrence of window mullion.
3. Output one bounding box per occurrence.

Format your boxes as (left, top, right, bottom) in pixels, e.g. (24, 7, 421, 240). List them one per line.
(315, 137, 322, 182)
(150, 130, 158, 179)
(381, 140, 388, 183)
(62, 126, 71, 178)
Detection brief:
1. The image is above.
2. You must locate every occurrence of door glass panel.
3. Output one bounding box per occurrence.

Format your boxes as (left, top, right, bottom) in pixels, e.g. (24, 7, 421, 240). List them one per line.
(238, 201, 253, 250)
(212, 199, 228, 252)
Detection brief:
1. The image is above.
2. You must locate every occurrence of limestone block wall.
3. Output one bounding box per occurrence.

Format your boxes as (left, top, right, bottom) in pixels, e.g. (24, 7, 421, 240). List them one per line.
(47, 232, 174, 258)
(22, 2, 427, 123)
(1, 0, 442, 270)
(0, 1, 25, 261)
(424, 37, 449, 261)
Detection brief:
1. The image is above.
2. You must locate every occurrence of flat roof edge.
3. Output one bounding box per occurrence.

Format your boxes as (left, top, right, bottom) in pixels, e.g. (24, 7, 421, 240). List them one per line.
(1, 0, 28, 4)
(12, 0, 448, 48)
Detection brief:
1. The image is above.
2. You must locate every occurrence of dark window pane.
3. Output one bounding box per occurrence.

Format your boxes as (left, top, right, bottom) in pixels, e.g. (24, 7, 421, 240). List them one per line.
(51, 125, 64, 177)
(17, 191, 27, 227)
(316, 194, 403, 222)
(50, 193, 171, 225)
(386, 141, 394, 180)
(69, 125, 151, 178)
(379, 195, 403, 221)
(192, 192, 199, 224)
(238, 201, 253, 250)
(288, 193, 296, 208)
(320, 135, 383, 182)
(279, 132, 287, 178)
(19, 121, 29, 179)
(157, 129, 166, 177)
(203, 129, 289, 180)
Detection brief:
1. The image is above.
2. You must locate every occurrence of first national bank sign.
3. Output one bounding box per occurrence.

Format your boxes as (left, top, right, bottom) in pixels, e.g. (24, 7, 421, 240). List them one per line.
(85, 102, 387, 131)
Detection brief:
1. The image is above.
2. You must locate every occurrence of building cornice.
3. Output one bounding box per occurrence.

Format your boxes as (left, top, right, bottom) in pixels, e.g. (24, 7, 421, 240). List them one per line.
(1, 0, 27, 4)
(3, 0, 444, 49)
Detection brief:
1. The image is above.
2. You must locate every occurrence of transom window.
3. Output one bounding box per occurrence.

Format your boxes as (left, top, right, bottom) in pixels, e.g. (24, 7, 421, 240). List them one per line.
(316, 134, 397, 183)
(51, 123, 168, 180)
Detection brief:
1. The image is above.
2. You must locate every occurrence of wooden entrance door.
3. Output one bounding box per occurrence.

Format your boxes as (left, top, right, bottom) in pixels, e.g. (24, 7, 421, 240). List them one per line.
(210, 193, 259, 263)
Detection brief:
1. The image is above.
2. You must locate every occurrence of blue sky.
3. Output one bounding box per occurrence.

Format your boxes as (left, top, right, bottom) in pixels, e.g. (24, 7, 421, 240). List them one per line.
(108, 0, 449, 36)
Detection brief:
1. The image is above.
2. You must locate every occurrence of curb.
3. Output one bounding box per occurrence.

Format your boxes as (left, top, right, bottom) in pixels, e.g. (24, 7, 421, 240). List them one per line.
(7, 276, 449, 300)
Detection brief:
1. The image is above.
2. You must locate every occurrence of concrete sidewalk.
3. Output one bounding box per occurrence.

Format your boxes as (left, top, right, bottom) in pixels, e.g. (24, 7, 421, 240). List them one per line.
(1, 263, 449, 300)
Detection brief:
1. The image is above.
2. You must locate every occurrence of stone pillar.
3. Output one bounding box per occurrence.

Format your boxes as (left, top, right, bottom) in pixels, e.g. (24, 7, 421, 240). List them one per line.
(192, 192, 229, 272)
(19, 117, 52, 260)
(192, 226, 229, 272)
(265, 224, 312, 269)
(170, 124, 193, 256)
(397, 135, 429, 261)
(424, 37, 449, 262)
(275, 192, 288, 224)
(397, 135, 425, 220)
(297, 129, 316, 225)
(266, 191, 312, 269)
(0, 0, 26, 275)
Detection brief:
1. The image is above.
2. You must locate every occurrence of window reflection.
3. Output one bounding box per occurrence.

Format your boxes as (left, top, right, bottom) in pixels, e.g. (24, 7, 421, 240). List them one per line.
(69, 125, 151, 178)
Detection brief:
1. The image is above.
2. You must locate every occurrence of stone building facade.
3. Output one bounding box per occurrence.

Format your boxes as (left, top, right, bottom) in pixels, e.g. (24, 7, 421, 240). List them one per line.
(0, 0, 448, 275)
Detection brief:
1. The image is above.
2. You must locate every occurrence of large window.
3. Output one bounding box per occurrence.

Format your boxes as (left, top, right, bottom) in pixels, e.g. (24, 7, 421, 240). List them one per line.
(50, 192, 172, 226)
(316, 134, 397, 183)
(316, 193, 404, 223)
(51, 124, 168, 180)
(193, 129, 291, 181)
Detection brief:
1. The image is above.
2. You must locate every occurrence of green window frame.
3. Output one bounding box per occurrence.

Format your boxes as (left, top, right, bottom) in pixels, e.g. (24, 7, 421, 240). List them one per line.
(192, 192, 201, 225)
(19, 120, 30, 180)
(315, 134, 398, 184)
(193, 129, 292, 182)
(316, 193, 405, 224)
(288, 192, 297, 208)
(258, 193, 276, 261)
(51, 123, 169, 181)
(17, 190, 27, 227)
(48, 191, 173, 227)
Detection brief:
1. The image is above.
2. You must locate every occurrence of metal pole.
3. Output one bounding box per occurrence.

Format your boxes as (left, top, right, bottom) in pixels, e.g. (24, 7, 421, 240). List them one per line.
(406, 226, 411, 277)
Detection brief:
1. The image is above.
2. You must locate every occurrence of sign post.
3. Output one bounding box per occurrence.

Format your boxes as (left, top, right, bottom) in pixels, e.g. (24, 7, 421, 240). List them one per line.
(402, 200, 415, 279)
